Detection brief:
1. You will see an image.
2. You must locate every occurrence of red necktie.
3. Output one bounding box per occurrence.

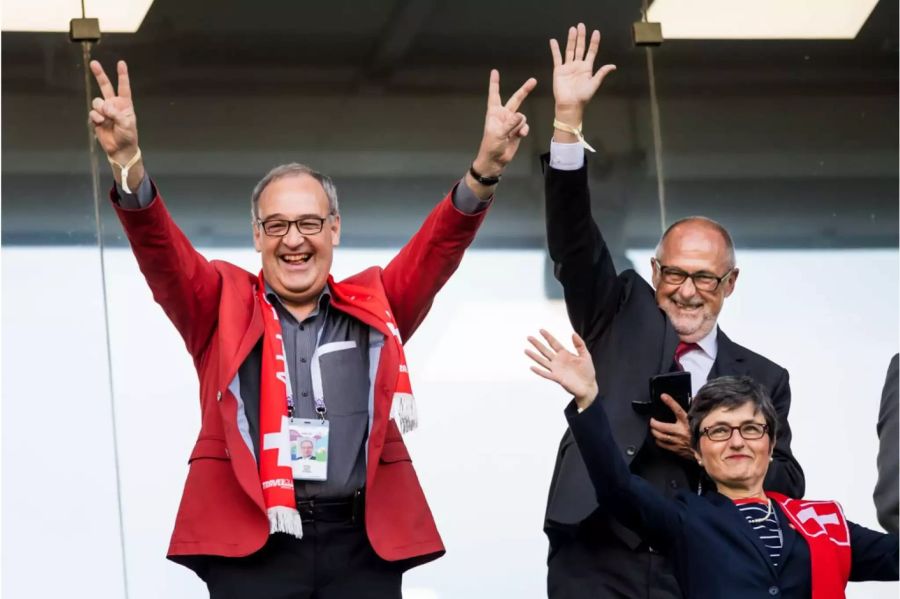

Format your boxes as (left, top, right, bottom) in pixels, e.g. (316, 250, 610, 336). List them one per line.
(674, 341, 701, 371)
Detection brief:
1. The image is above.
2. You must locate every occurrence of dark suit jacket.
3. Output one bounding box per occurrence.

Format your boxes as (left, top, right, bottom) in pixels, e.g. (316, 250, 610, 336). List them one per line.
(875, 354, 899, 534)
(543, 157, 805, 548)
(565, 398, 898, 599)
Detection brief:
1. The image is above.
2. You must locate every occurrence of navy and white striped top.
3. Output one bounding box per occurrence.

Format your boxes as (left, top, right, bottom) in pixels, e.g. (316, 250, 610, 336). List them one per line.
(735, 499, 784, 567)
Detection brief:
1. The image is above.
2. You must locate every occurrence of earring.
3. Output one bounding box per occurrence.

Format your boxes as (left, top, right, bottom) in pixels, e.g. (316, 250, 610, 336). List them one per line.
(697, 459, 703, 466)
(769, 456, 773, 462)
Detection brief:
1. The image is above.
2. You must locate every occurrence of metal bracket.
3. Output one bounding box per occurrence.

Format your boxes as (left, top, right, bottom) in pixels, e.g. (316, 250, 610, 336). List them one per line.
(69, 18, 101, 43)
(633, 21, 663, 46)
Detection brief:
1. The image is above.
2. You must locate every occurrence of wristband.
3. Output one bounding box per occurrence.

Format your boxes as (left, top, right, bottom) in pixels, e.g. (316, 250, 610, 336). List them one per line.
(469, 164, 501, 186)
(108, 147, 142, 194)
(552, 119, 595, 153)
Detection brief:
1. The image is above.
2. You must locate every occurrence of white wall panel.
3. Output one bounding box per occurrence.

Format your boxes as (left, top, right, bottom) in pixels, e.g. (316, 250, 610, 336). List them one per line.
(3, 245, 897, 598)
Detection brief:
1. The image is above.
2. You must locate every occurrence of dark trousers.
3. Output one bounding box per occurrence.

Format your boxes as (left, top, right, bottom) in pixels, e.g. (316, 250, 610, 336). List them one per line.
(202, 519, 403, 599)
(547, 518, 683, 599)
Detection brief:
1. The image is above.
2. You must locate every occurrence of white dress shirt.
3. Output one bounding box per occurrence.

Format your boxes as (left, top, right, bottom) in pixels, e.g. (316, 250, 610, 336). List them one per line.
(549, 140, 585, 171)
(680, 327, 719, 399)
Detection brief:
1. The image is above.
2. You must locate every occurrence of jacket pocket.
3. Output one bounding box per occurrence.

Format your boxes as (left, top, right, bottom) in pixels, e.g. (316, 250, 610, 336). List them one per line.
(188, 437, 230, 462)
(380, 439, 412, 463)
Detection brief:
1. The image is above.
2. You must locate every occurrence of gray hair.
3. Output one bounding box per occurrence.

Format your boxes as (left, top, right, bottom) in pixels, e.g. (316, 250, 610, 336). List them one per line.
(688, 376, 777, 450)
(250, 163, 339, 221)
(655, 216, 736, 270)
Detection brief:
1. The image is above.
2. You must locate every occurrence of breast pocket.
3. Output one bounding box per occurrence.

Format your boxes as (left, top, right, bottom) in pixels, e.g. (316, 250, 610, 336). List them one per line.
(317, 341, 369, 417)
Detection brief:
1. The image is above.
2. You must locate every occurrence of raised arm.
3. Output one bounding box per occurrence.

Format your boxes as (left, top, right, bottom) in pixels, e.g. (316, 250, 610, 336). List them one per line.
(89, 60, 221, 358)
(544, 24, 619, 342)
(526, 329, 684, 552)
(382, 70, 537, 339)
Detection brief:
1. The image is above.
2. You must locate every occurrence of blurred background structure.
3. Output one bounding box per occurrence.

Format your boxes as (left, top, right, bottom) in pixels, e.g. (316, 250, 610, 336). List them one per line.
(3, 1, 898, 597)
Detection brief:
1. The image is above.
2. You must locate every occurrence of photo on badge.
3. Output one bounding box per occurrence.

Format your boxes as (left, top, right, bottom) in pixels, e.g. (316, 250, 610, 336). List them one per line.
(289, 419, 329, 481)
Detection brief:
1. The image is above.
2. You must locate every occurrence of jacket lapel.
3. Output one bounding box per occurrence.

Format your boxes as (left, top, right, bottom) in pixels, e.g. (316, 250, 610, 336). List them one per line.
(215, 287, 267, 512)
(660, 317, 681, 374)
(223, 297, 263, 388)
(710, 492, 779, 578)
(709, 328, 746, 379)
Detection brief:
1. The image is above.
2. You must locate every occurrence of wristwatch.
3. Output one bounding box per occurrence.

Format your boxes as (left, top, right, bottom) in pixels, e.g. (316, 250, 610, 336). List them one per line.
(469, 164, 502, 186)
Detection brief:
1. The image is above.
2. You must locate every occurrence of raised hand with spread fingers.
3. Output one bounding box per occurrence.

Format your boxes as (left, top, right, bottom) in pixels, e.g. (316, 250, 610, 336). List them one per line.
(549, 23, 616, 144)
(526, 329, 599, 411)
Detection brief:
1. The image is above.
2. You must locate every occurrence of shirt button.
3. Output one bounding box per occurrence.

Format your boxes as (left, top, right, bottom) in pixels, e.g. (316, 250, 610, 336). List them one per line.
(301, 392, 309, 397)
(299, 325, 305, 331)
(625, 446, 636, 456)
(768, 586, 779, 595)
(669, 480, 679, 489)
(300, 358, 307, 363)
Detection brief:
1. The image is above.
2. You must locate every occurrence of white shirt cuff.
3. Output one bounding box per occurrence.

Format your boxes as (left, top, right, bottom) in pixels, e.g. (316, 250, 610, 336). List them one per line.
(549, 140, 585, 171)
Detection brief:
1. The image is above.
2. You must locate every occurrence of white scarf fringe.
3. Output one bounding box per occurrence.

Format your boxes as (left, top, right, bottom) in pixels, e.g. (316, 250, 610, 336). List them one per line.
(390, 392, 418, 433)
(268, 506, 304, 539)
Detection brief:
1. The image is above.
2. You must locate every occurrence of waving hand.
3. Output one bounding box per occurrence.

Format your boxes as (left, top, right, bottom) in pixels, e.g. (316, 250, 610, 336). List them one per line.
(526, 329, 599, 411)
(550, 23, 616, 139)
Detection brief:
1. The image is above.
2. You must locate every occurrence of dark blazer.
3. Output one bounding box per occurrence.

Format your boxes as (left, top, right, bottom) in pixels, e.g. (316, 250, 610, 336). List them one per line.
(565, 398, 899, 599)
(543, 157, 805, 546)
(874, 354, 899, 534)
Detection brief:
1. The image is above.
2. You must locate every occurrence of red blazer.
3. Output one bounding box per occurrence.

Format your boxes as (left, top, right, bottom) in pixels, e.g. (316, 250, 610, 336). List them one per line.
(113, 185, 487, 566)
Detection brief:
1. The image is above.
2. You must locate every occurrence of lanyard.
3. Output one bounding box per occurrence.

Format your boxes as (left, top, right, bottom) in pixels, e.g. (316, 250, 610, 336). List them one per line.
(285, 301, 330, 422)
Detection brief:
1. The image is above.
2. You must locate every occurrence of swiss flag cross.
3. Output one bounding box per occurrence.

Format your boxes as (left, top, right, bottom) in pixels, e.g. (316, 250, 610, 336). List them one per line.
(794, 501, 850, 546)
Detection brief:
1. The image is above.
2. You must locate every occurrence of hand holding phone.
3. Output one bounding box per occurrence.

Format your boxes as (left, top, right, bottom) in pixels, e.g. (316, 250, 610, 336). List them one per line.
(632, 371, 692, 424)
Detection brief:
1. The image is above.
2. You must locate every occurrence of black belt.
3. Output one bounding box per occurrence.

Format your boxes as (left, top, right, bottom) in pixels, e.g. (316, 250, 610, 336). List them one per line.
(297, 489, 365, 524)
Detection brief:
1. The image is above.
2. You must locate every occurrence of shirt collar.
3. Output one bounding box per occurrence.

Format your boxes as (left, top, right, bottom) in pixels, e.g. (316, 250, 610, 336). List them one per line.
(694, 325, 719, 360)
(264, 283, 332, 321)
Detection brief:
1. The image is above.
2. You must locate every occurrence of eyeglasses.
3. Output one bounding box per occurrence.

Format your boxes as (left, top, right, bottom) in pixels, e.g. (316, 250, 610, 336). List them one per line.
(701, 423, 769, 442)
(256, 216, 328, 237)
(653, 259, 733, 292)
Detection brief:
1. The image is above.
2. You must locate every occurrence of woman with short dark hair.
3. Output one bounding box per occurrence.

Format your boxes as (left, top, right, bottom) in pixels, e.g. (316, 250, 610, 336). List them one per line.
(526, 329, 898, 599)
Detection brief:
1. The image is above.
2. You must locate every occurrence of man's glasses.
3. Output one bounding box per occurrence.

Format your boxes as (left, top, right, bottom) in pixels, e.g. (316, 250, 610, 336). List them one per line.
(653, 259, 733, 292)
(257, 217, 328, 237)
(700, 422, 768, 442)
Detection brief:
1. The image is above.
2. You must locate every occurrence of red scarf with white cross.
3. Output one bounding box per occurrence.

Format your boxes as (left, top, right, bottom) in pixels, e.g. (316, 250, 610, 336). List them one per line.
(768, 492, 852, 599)
(256, 272, 303, 539)
(254, 272, 420, 540)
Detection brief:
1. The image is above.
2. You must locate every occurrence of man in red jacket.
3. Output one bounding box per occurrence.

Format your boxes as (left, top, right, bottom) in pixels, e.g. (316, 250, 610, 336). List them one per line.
(88, 59, 536, 598)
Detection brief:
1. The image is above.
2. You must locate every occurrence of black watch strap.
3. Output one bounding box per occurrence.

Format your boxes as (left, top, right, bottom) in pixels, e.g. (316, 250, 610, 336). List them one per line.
(469, 164, 501, 186)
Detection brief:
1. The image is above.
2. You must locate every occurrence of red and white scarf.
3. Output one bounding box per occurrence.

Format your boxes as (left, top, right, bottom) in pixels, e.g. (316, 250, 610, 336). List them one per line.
(254, 273, 419, 539)
(257, 272, 304, 539)
(768, 492, 852, 599)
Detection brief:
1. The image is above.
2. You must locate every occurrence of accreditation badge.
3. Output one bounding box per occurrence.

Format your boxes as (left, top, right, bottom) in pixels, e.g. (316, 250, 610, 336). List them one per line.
(288, 419, 329, 481)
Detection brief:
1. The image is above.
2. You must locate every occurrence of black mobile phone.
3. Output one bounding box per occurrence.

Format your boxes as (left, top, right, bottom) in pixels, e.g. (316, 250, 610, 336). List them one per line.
(632, 371, 692, 423)
(649, 371, 692, 423)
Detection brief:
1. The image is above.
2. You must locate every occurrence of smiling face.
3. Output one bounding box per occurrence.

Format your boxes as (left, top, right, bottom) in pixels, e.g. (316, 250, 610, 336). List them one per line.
(253, 174, 340, 317)
(300, 440, 314, 458)
(652, 221, 738, 343)
(695, 402, 772, 497)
